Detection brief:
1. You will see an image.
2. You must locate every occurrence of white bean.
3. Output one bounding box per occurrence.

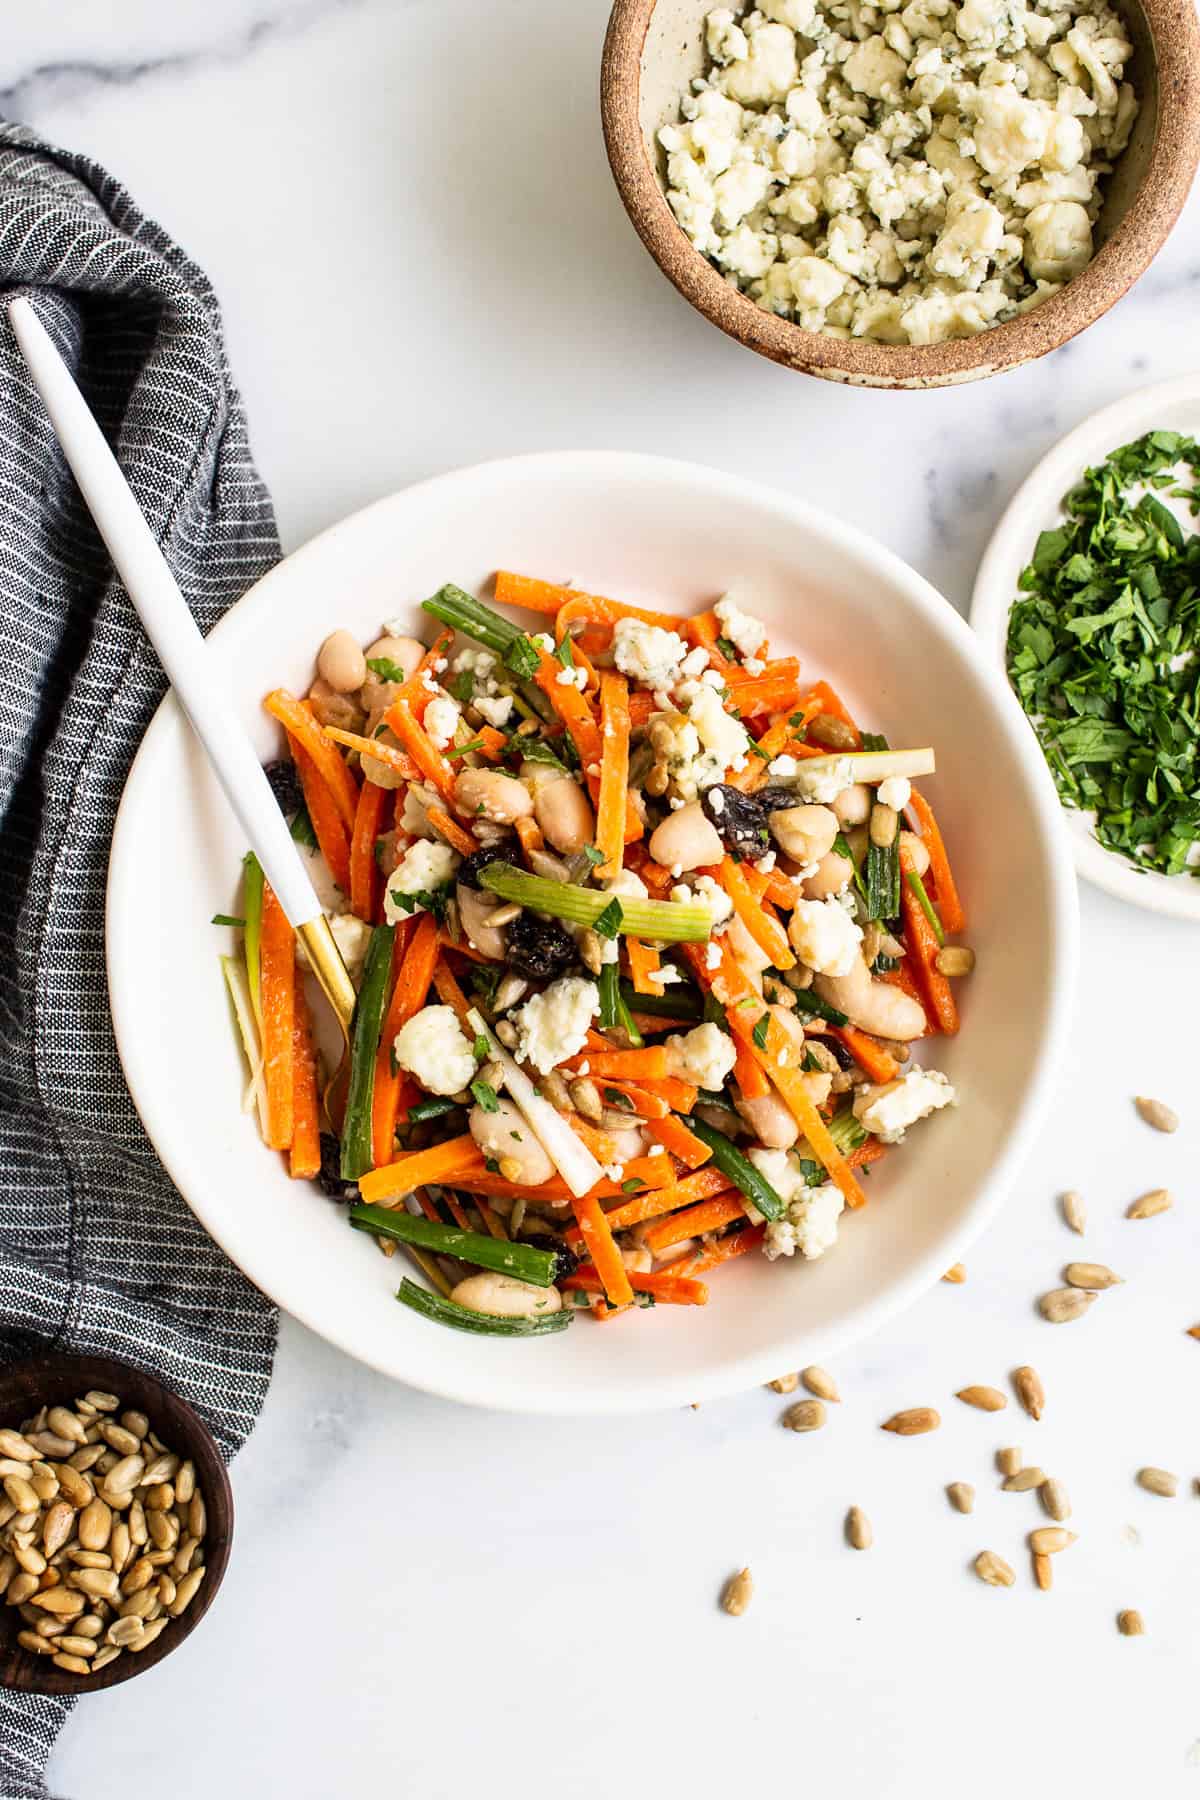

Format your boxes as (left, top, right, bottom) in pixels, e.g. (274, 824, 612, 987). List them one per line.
(801, 849, 854, 900)
(734, 1090, 798, 1149)
(533, 775, 595, 855)
(450, 1273, 563, 1319)
(648, 801, 723, 872)
(307, 678, 364, 734)
(360, 635, 424, 714)
(468, 1099, 555, 1187)
(769, 804, 838, 864)
(358, 708, 406, 790)
(317, 630, 367, 694)
(814, 956, 926, 1040)
(833, 783, 871, 826)
(898, 829, 931, 878)
(454, 768, 533, 824)
(457, 885, 509, 960)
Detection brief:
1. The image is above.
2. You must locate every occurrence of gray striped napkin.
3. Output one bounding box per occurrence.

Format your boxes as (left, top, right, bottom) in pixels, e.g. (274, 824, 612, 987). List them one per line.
(0, 123, 280, 1794)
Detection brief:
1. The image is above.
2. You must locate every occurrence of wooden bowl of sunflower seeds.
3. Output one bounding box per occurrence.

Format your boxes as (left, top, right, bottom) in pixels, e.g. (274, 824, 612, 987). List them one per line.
(0, 1351, 232, 1694)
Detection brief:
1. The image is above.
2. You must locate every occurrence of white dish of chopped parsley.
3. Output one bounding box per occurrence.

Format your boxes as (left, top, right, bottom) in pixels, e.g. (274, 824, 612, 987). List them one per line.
(972, 375, 1200, 922)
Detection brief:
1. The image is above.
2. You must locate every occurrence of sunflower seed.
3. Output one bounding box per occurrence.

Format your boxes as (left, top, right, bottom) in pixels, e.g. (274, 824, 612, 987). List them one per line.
(1012, 1366, 1045, 1420)
(1028, 1527, 1077, 1554)
(68, 1550, 111, 1570)
(121, 1556, 155, 1595)
(974, 1551, 1015, 1588)
(0, 1430, 38, 1463)
(846, 1506, 872, 1549)
(1127, 1188, 1172, 1220)
(6, 1572, 39, 1606)
(119, 1587, 156, 1621)
(68, 1445, 105, 1472)
(99, 1422, 141, 1457)
(1117, 1609, 1145, 1636)
(128, 1616, 169, 1653)
(1039, 1288, 1097, 1323)
(83, 1393, 119, 1413)
(128, 1499, 148, 1545)
(106, 1614, 146, 1647)
(997, 1446, 1023, 1477)
(70, 1566, 120, 1601)
(1064, 1262, 1122, 1290)
(16, 1630, 55, 1655)
(12, 1542, 46, 1575)
(174, 1461, 196, 1505)
(947, 1482, 975, 1514)
(45, 1407, 87, 1446)
(1003, 1467, 1047, 1492)
(2, 1475, 37, 1513)
(1033, 1553, 1053, 1591)
(100, 1454, 145, 1498)
(29, 1586, 86, 1617)
(147, 1509, 179, 1550)
(801, 1366, 841, 1403)
(1137, 1467, 1178, 1498)
(55, 1635, 97, 1658)
(782, 1399, 826, 1433)
(881, 1407, 940, 1435)
(766, 1373, 799, 1394)
(91, 1644, 122, 1670)
(941, 1264, 966, 1283)
(1040, 1479, 1071, 1521)
(1061, 1190, 1086, 1234)
(720, 1568, 753, 1616)
(119, 1411, 149, 1441)
(140, 1453, 179, 1487)
(55, 1464, 92, 1508)
(41, 1501, 74, 1558)
(73, 1615, 103, 1638)
(1135, 1096, 1177, 1134)
(956, 1386, 1007, 1412)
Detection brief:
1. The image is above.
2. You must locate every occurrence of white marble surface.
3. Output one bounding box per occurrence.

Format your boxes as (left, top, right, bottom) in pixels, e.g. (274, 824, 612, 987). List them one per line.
(4, 0, 1198, 1791)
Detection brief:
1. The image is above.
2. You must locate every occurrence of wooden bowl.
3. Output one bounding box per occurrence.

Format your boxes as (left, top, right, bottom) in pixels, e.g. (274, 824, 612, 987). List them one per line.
(601, 0, 1200, 387)
(0, 1352, 233, 1695)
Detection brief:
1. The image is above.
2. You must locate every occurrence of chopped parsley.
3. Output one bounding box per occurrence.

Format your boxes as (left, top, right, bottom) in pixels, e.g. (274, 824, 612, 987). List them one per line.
(582, 845, 605, 866)
(448, 669, 475, 703)
(620, 1177, 645, 1193)
(211, 913, 245, 927)
(473, 1034, 491, 1062)
(716, 634, 739, 660)
(503, 635, 541, 681)
(751, 1014, 770, 1050)
(470, 1079, 500, 1113)
(366, 656, 409, 684)
(388, 885, 451, 923)
(603, 1087, 634, 1110)
(446, 738, 485, 760)
(289, 802, 317, 850)
(1007, 430, 1200, 878)
(555, 635, 575, 670)
(513, 737, 568, 773)
(592, 897, 624, 939)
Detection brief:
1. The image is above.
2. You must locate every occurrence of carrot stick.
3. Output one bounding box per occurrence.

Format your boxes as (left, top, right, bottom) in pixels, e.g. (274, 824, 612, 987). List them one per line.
(671, 1222, 766, 1278)
(801, 680, 862, 746)
(899, 846, 959, 1036)
(627, 691, 655, 729)
(733, 1032, 771, 1100)
(431, 956, 474, 1028)
(384, 698, 455, 800)
(533, 651, 641, 843)
(288, 970, 321, 1179)
(590, 1080, 669, 1119)
(727, 672, 802, 717)
(570, 1190, 634, 1309)
(321, 728, 421, 783)
(426, 805, 476, 857)
(562, 1265, 709, 1306)
(259, 882, 296, 1151)
(684, 610, 740, 678)
(288, 733, 353, 895)
(596, 672, 631, 880)
(643, 1116, 712, 1169)
(492, 571, 583, 616)
(733, 719, 790, 791)
(721, 856, 795, 969)
(473, 726, 509, 762)
(371, 914, 438, 1166)
(907, 791, 965, 933)
(359, 1134, 485, 1204)
(625, 938, 663, 996)
(394, 628, 455, 720)
(576, 1046, 668, 1081)
(643, 1193, 746, 1253)
(628, 1011, 695, 1036)
(265, 692, 360, 831)
(595, 1166, 733, 1235)
(849, 1137, 888, 1170)
(828, 1024, 899, 1085)
(349, 777, 388, 923)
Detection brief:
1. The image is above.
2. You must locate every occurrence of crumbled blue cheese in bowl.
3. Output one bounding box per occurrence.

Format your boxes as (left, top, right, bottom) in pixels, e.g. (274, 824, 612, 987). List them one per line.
(659, 0, 1137, 345)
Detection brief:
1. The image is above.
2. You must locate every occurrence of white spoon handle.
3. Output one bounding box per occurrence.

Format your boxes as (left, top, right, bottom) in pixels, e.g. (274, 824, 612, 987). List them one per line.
(9, 296, 324, 931)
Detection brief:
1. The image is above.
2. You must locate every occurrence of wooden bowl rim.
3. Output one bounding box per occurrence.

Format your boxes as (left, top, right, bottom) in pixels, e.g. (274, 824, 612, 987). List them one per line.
(601, 0, 1200, 387)
(0, 1351, 233, 1696)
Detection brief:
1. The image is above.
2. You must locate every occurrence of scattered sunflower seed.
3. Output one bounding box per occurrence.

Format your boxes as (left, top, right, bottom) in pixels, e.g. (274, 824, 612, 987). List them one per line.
(941, 1264, 966, 1284)
(1064, 1262, 1123, 1290)
(1040, 1478, 1071, 1521)
(1136, 1467, 1178, 1498)
(881, 1407, 940, 1436)
(1061, 1190, 1086, 1234)
(1039, 1287, 1097, 1323)
(845, 1506, 872, 1550)
(782, 1400, 826, 1433)
(1012, 1366, 1045, 1420)
(1117, 1609, 1145, 1636)
(721, 1568, 753, 1616)
(1134, 1096, 1178, 1134)
(956, 1386, 1007, 1413)
(973, 1551, 1015, 1588)
(947, 1482, 975, 1514)
(1003, 1467, 1047, 1493)
(801, 1366, 841, 1403)
(997, 1446, 1023, 1477)
(1187, 1325, 1200, 1341)
(767, 1373, 799, 1395)
(1028, 1527, 1077, 1554)
(1127, 1188, 1172, 1220)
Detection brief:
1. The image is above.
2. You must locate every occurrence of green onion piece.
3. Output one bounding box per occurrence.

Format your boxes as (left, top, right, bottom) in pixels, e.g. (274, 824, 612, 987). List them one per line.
(422, 583, 518, 655)
(905, 867, 945, 947)
(865, 833, 900, 922)
(688, 1118, 785, 1221)
(395, 1277, 573, 1336)
(515, 738, 568, 773)
(592, 897, 623, 939)
(340, 924, 396, 1180)
(351, 1204, 558, 1285)
(406, 1097, 460, 1122)
(446, 738, 485, 761)
(478, 863, 711, 943)
(789, 989, 849, 1027)
(617, 979, 702, 1021)
(211, 913, 246, 928)
(242, 852, 265, 1029)
(470, 1079, 500, 1113)
(860, 732, 890, 754)
(825, 1106, 869, 1154)
(598, 962, 643, 1048)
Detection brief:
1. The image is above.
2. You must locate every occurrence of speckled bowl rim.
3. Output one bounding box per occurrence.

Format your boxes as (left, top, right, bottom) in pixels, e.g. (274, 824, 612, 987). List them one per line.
(601, 0, 1200, 388)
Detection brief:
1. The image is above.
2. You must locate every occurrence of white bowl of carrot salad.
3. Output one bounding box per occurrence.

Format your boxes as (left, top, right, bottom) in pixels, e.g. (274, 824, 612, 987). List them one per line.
(107, 453, 1077, 1412)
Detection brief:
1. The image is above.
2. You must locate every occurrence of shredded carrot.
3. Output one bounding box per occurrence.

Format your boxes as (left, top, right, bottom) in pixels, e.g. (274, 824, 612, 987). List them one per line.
(437, 929, 485, 963)
(359, 1134, 484, 1204)
(288, 971, 320, 1179)
(643, 1192, 747, 1253)
(562, 1265, 709, 1306)
(643, 1116, 712, 1169)
(394, 628, 454, 720)
(349, 778, 388, 923)
(672, 1223, 766, 1278)
(899, 846, 959, 1036)
(513, 814, 544, 862)
(684, 610, 740, 678)
(596, 672, 631, 879)
(370, 914, 438, 1167)
(589, 1080, 668, 1119)
(577, 1046, 669, 1081)
(265, 692, 360, 831)
(384, 698, 455, 800)
(473, 726, 509, 762)
(829, 1024, 899, 1085)
(322, 728, 420, 783)
(426, 805, 476, 857)
(595, 1166, 733, 1236)
(627, 691, 655, 730)
(849, 1137, 888, 1171)
(727, 669, 803, 718)
(733, 718, 790, 790)
(288, 734, 352, 895)
(732, 1032, 771, 1100)
(568, 1116, 622, 1163)
(722, 855, 795, 969)
(259, 882, 296, 1151)
(628, 1011, 695, 1036)
(533, 651, 641, 843)
(625, 937, 663, 996)
(430, 956, 474, 1028)
(907, 790, 965, 933)
(570, 1190, 634, 1309)
(492, 572, 683, 633)
(801, 680, 861, 746)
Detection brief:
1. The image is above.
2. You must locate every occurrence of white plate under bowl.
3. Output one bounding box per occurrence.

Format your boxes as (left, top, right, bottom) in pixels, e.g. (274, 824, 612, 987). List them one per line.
(972, 375, 1200, 922)
(107, 452, 1078, 1415)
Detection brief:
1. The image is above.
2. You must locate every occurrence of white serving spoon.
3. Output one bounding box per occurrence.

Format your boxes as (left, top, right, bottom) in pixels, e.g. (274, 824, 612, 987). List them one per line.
(8, 296, 357, 1037)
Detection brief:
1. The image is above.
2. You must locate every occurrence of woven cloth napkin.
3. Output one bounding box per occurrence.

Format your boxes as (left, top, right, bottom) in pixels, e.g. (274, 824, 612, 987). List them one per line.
(0, 124, 281, 1795)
